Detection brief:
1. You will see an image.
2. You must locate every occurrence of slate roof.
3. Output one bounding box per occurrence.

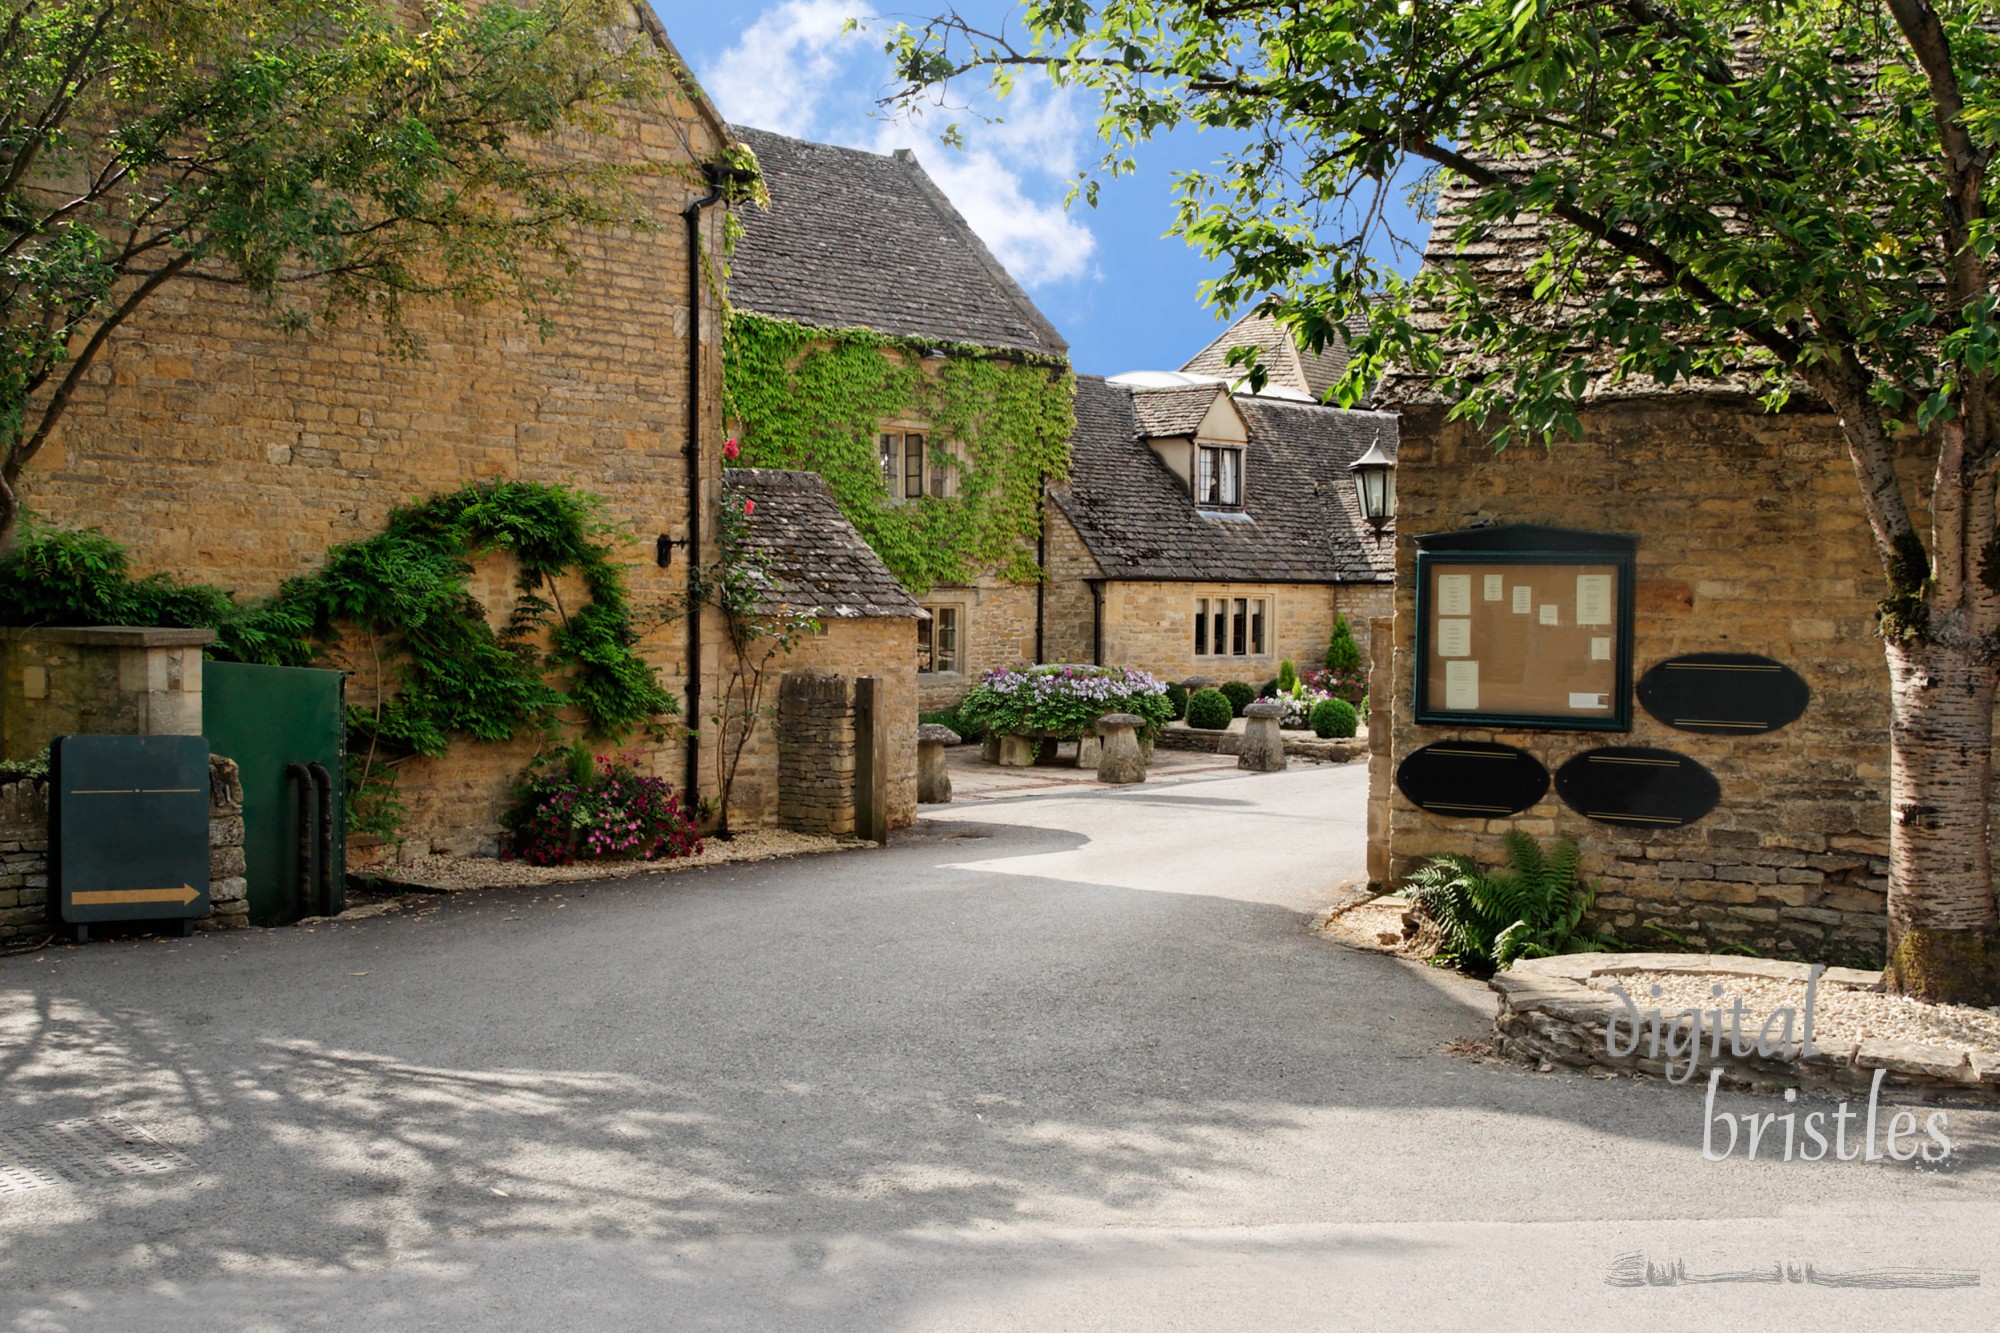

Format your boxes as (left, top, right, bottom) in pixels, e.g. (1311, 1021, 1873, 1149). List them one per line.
(1180, 309, 1358, 404)
(1050, 378, 1395, 585)
(722, 470, 925, 619)
(726, 125, 1068, 359)
(1130, 383, 1225, 438)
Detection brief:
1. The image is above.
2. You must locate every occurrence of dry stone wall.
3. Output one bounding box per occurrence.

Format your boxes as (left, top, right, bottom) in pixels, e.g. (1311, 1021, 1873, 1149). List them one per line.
(1385, 397, 1910, 962)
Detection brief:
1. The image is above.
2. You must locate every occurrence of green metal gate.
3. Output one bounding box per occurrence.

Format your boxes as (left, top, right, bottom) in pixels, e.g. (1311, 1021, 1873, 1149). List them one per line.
(204, 661, 346, 926)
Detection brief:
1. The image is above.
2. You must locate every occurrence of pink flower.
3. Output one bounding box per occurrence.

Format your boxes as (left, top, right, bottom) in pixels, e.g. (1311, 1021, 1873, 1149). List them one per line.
(743, 498, 756, 516)
(723, 437, 741, 460)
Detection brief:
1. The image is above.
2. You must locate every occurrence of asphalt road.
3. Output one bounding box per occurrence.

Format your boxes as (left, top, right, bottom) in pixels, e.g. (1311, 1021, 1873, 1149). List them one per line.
(2, 763, 1996, 1330)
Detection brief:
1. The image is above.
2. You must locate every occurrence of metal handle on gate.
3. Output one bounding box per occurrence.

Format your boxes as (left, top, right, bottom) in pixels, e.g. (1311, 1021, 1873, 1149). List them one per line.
(285, 762, 317, 919)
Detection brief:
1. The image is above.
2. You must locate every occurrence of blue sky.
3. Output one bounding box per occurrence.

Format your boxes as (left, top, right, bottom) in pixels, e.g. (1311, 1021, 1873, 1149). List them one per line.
(657, 1, 1428, 378)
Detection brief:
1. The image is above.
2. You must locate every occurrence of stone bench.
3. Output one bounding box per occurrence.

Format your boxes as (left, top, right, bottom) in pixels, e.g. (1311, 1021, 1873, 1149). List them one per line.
(917, 723, 960, 804)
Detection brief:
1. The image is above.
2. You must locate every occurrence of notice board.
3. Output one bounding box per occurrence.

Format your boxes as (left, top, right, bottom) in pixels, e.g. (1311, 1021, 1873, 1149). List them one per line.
(1413, 525, 1637, 731)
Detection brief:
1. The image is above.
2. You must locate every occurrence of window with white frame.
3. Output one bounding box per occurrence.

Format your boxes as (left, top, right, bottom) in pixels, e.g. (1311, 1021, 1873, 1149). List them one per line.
(1195, 445, 1243, 508)
(879, 428, 959, 501)
(918, 604, 962, 674)
(1193, 596, 1268, 657)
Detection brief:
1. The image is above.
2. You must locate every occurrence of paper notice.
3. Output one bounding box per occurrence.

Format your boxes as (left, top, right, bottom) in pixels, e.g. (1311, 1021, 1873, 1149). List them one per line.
(1590, 636, 1612, 661)
(1576, 574, 1613, 626)
(1437, 618, 1472, 657)
(1512, 586, 1532, 615)
(1569, 691, 1610, 710)
(1445, 660, 1480, 710)
(1437, 573, 1473, 617)
(1539, 604, 1559, 626)
(1483, 574, 1504, 602)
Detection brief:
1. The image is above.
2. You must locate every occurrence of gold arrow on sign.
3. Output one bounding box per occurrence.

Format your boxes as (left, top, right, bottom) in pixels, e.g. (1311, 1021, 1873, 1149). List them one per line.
(71, 885, 202, 907)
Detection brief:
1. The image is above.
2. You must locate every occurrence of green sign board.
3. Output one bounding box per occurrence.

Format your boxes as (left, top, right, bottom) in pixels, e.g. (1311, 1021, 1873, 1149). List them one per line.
(51, 735, 211, 930)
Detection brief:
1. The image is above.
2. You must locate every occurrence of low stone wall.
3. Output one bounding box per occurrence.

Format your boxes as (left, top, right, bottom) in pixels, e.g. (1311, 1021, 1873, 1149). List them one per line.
(0, 756, 247, 942)
(1155, 724, 1367, 764)
(1492, 954, 2000, 1103)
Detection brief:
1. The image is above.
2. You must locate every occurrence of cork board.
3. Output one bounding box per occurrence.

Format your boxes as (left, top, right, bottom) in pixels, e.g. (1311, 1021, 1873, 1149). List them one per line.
(1415, 557, 1631, 729)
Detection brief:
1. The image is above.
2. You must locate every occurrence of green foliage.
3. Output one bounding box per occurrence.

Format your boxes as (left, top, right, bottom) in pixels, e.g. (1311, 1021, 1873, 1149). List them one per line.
(1276, 658, 1299, 692)
(920, 705, 987, 742)
(957, 664, 1174, 740)
(1309, 698, 1358, 739)
(1, 0, 674, 548)
(1257, 677, 1279, 699)
(2, 485, 674, 837)
(1405, 834, 1609, 977)
(1185, 688, 1232, 731)
(1219, 681, 1256, 717)
(1163, 682, 1189, 721)
(0, 747, 50, 783)
(722, 312, 1074, 595)
(1323, 616, 1362, 674)
(504, 742, 701, 866)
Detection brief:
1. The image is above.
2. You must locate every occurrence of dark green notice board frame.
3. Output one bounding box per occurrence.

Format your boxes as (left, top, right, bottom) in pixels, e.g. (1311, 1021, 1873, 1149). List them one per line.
(51, 734, 211, 926)
(1413, 524, 1637, 733)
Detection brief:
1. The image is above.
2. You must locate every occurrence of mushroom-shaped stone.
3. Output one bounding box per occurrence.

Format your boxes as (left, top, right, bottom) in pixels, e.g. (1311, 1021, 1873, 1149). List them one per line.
(1181, 676, 1219, 691)
(917, 723, 960, 804)
(1094, 711, 1147, 785)
(1238, 700, 1288, 772)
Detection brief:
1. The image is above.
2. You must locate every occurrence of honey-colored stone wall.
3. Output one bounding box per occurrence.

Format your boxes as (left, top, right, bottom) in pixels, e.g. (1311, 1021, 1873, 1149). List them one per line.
(17, 44, 733, 852)
(914, 576, 1039, 711)
(731, 618, 919, 832)
(1095, 579, 1390, 686)
(1039, 507, 1102, 667)
(1383, 396, 1910, 963)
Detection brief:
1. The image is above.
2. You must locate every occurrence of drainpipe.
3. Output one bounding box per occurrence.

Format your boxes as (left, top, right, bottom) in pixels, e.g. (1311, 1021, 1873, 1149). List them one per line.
(1034, 478, 1047, 663)
(1089, 579, 1103, 666)
(683, 166, 725, 802)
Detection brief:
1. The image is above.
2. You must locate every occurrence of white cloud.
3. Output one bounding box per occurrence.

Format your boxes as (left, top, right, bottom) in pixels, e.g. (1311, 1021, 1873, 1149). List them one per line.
(699, 0, 877, 138)
(701, 4, 1097, 289)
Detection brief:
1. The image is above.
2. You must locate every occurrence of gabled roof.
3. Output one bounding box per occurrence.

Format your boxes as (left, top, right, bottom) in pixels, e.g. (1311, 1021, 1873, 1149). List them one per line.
(722, 470, 925, 619)
(1130, 383, 1227, 438)
(1181, 309, 1358, 404)
(725, 125, 1068, 359)
(1050, 377, 1395, 585)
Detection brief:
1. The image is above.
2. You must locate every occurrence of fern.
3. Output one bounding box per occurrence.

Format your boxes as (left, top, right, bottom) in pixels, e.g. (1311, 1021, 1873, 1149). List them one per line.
(1404, 834, 1605, 976)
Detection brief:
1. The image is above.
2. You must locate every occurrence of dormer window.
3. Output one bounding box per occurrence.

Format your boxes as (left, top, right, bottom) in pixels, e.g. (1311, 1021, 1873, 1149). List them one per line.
(1196, 444, 1243, 508)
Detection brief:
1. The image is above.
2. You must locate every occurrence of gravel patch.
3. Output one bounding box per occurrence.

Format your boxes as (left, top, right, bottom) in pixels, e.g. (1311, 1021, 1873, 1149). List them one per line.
(358, 829, 869, 894)
(1588, 970, 2000, 1055)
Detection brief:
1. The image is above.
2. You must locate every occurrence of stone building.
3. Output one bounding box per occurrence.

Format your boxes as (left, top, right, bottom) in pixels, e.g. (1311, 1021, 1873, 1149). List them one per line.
(720, 469, 923, 832)
(1042, 374, 1396, 683)
(13, 9, 736, 854)
(723, 125, 1074, 712)
(1373, 176, 1905, 963)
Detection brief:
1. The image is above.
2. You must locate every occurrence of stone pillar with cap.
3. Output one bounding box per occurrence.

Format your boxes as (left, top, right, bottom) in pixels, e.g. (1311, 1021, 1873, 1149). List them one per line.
(1094, 712, 1146, 785)
(917, 723, 959, 804)
(1238, 700, 1288, 772)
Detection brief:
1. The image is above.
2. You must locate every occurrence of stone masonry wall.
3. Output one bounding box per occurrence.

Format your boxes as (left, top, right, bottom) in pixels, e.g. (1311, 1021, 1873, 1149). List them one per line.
(1, 755, 247, 942)
(16, 28, 732, 854)
(733, 619, 918, 833)
(776, 671, 857, 835)
(1096, 578, 1391, 686)
(1386, 396, 1912, 963)
(915, 576, 1039, 712)
(1039, 506, 1102, 667)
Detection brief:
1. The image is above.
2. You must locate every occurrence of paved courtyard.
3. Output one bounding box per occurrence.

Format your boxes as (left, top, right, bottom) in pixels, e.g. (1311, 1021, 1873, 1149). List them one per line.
(2, 762, 1995, 1329)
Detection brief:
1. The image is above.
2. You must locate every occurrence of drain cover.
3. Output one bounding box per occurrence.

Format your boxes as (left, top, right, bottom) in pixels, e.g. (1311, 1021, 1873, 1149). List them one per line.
(0, 1115, 192, 1194)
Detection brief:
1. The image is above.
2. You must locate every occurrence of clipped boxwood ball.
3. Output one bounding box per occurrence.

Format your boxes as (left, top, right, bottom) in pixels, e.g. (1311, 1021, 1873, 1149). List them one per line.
(1186, 688, 1234, 731)
(1310, 698, 1360, 739)
(1219, 681, 1257, 716)
(1164, 682, 1189, 721)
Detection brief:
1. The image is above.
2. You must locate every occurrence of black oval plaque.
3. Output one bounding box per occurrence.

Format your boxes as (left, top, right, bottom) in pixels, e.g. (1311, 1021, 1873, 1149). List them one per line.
(1555, 747, 1720, 829)
(1636, 653, 1809, 735)
(1396, 741, 1550, 819)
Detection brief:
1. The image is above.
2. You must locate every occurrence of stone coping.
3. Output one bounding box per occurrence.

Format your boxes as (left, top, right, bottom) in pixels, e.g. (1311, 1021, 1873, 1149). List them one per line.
(1492, 953, 2000, 1101)
(2, 625, 215, 648)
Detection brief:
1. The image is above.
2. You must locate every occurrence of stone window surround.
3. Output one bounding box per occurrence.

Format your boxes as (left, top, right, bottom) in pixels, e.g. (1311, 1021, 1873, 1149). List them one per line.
(879, 421, 964, 502)
(1193, 592, 1271, 659)
(918, 601, 966, 676)
(1194, 440, 1246, 510)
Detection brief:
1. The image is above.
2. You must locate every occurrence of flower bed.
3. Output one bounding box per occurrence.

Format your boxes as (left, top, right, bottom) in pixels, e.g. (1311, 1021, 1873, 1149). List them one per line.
(504, 747, 703, 866)
(957, 664, 1175, 741)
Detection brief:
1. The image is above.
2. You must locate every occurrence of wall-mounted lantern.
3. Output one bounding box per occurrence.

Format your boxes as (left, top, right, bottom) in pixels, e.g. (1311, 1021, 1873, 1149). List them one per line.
(1349, 438, 1396, 535)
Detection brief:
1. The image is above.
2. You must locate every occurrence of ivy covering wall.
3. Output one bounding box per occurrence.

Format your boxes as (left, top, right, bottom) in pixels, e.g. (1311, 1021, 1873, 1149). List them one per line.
(722, 311, 1074, 594)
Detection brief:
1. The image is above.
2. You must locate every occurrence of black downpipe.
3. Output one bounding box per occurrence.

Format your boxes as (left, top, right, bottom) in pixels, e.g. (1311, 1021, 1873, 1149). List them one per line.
(1089, 580, 1103, 666)
(683, 168, 725, 803)
(1033, 481, 1047, 663)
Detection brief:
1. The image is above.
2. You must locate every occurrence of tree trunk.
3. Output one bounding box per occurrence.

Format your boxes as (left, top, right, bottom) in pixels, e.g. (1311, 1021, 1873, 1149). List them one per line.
(0, 471, 18, 557)
(1882, 635, 2000, 1004)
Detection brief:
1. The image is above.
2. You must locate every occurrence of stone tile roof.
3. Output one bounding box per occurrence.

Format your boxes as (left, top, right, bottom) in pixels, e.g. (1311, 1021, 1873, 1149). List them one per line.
(1130, 383, 1224, 437)
(1180, 309, 1358, 404)
(725, 125, 1068, 359)
(723, 470, 925, 619)
(1050, 377, 1395, 585)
